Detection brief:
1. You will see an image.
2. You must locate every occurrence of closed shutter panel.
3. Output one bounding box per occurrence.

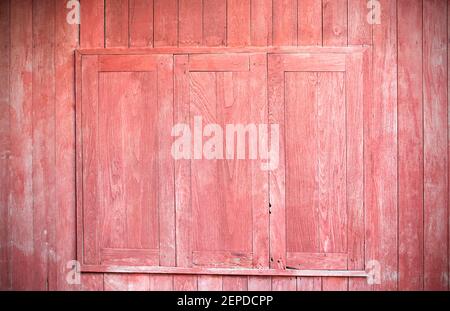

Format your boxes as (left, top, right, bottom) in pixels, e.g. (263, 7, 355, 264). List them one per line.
(77, 54, 175, 269)
(174, 54, 269, 270)
(268, 51, 368, 271)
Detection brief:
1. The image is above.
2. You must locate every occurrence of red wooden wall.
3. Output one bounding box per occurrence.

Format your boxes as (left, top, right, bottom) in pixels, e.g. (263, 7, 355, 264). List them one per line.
(0, 0, 449, 291)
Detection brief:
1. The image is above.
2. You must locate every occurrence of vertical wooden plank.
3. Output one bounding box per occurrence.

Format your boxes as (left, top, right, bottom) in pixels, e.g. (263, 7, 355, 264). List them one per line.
(157, 55, 175, 290)
(286, 72, 319, 255)
(222, 276, 248, 291)
(203, 0, 226, 46)
(97, 74, 125, 291)
(272, 0, 297, 46)
(190, 71, 223, 289)
(348, 0, 372, 45)
(248, 277, 272, 290)
(298, 0, 323, 46)
(126, 6, 157, 292)
(148, 275, 173, 291)
(173, 54, 198, 291)
(82, 56, 100, 265)
(346, 51, 367, 292)
(227, 0, 251, 46)
(80, 0, 104, 48)
(179, 0, 202, 46)
(367, 0, 398, 290)
(268, 55, 286, 272)
(104, 274, 129, 291)
(173, 275, 198, 291)
(448, 0, 450, 292)
(318, 72, 347, 291)
(423, 0, 448, 291)
(127, 275, 151, 290)
(348, 47, 373, 292)
(129, 0, 154, 47)
(248, 53, 271, 291)
(398, 0, 423, 291)
(32, 0, 56, 290)
(198, 275, 223, 291)
(219, 71, 253, 259)
(105, 274, 152, 291)
(322, 0, 348, 46)
(251, 0, 272, 46)
(80, 0, 105, 291)
(0, 0, 10, 291)
(272, 277, 297, 291)
(154, 0, 178, 46)
(81, 274, 104, 291)
(9, 0, 33, 290)
(297, 277, 322, 291)
(268, 55, 289, 292)
(105, 0, 129, 47)
(55, 0, 79, 291)
(322, 278, 348, 291)
(124, 72, 158, 289)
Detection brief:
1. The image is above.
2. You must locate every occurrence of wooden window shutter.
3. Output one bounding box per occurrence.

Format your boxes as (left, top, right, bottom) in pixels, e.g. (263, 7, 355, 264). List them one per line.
(268, 51, 370, 271)
(174, 53, 270, 270)
(76, 48, 370, 278)
(76, 54, 175, 269)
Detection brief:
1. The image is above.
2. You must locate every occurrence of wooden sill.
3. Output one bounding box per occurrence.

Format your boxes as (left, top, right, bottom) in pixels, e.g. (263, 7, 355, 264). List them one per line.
(81, 265, 369, 278)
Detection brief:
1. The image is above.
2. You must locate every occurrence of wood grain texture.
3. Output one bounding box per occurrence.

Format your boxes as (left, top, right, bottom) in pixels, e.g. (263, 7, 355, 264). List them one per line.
(285, 72, 319, 255)
(174, 54, 198, 291)
(32, 0, 56, 290)
(81, 56, 100, 265)
(156, 55, 176, 268)
(272, 277, 297, 291)
(248, 277, 272, 290)
(55, 0, 79, 291)
(251, 0, 272, 46)
(317, 72, 347, 291)
(198, 275, 223, 291)
(268, 54, 286, 271)
(203, 0, 227, 46)
(105, 0, 129, 47)
(222, 276, 248, 291)
(155, 55, 175, 291)
(173, 55, 194, 289)
(179, 0, 202, 46)
(129, 0, 154, 47)
(154, 0, 178, 46)
(297, 277, 322, 291)
(323, 0, 348, 46)
(249, 54, 270, 270)
(298, 0, 322, 46)
(0, 0, 10, 291)
(346, 50, 368, 291)
(423, 0, 448, 291)
(272, 0, 297, 46)
(79, 0, 105, 291)
(5, 0, 450, 292)
(189, 70, 251, 265)
(398, 0, 423, 291)
(227, 0, 251, 46)
(368, 0, 398, 291)
(80, 0, 104, 48)
(348, 0, 371, 45)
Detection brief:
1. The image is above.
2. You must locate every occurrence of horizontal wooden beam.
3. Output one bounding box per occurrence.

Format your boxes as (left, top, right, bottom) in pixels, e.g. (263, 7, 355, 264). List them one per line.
(81, 265, 369, 278)
(77, 46, 369, 56)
